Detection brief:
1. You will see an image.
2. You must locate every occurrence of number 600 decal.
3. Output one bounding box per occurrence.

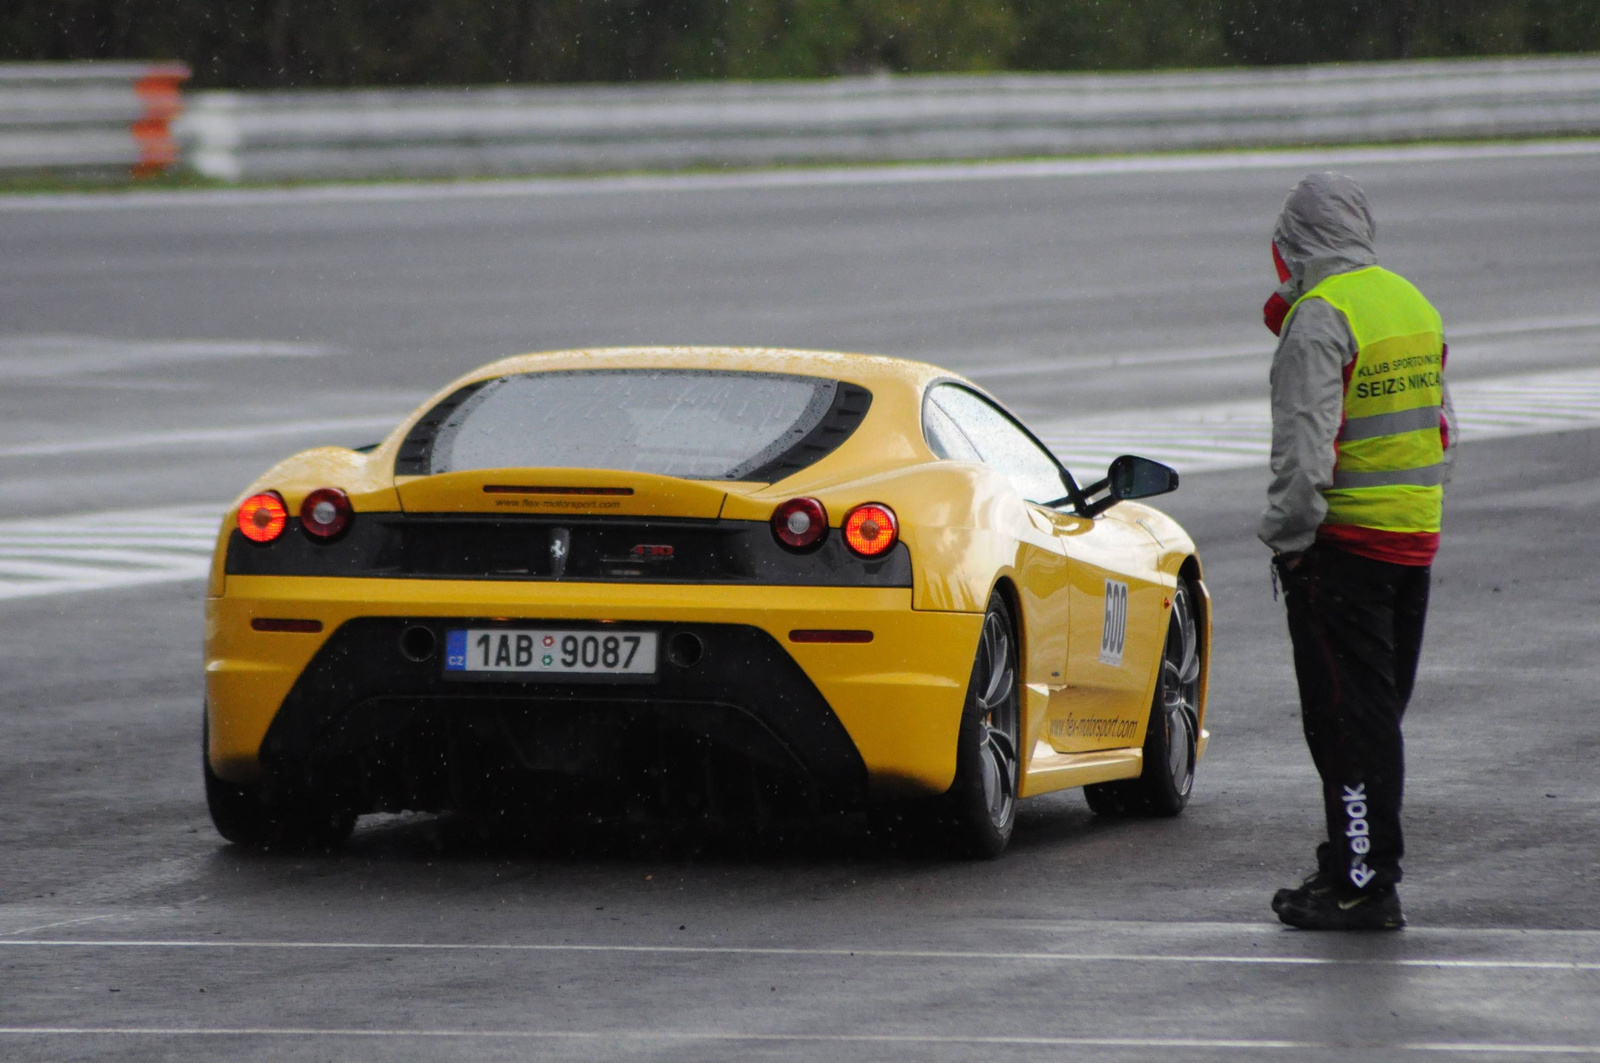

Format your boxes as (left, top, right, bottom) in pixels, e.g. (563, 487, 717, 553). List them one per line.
(1100, 579, 1128, 667)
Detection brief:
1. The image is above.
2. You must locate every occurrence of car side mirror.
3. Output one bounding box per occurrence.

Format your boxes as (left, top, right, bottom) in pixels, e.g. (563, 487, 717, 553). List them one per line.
(1077, 455, 1179, 517)
(1108, 455, 1179, 500)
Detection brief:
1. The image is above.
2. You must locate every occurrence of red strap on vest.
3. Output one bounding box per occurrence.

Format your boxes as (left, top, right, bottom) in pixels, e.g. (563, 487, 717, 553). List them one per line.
(1317, 524, 1438, 566)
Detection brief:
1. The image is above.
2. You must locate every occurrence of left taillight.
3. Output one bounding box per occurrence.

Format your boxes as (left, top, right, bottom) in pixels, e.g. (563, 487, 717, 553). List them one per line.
(237, 491, 288, 543)
(300, 487, 352, 540)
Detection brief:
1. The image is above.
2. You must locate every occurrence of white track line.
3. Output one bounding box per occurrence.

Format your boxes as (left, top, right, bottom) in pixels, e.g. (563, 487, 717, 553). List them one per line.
(2, 939, 1596, 971)
(4, 139, 1599, 214)
(0, 915, 118, 937)
(0, 414, 398, 459)
(973, 340, 1266, 380)
(0, 336, 335, 381)
(1446, 314, 1600, 340)
(0, 1028, 1595, 1053)
(0, 505, 222, 602)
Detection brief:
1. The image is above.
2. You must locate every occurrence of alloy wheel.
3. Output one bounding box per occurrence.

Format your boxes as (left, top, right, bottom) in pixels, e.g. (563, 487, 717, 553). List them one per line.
(1161, 583, 1201, 796)
(975, 608, 1020, 830)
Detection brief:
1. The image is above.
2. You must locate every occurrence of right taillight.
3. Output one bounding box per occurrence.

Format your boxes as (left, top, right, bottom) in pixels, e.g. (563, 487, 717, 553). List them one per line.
(237, 491, 288, 543)
(771, 497, 828, 550)
(843, 503, 898, 558)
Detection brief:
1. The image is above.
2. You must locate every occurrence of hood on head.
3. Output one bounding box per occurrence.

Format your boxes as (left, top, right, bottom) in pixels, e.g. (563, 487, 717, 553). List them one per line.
(1272, 172, 1377, 301)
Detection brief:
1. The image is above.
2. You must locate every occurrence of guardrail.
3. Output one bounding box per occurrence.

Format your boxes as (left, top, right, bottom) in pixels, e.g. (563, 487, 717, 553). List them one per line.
(0, 62, 190, 176)
(6, 56, 1599, 182)
(178, 56, 1600, 182)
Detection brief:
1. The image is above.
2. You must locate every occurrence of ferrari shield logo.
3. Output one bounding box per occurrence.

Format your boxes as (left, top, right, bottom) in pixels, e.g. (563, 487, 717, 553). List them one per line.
(1100, 579, 1128, 667)
(549, 527, 570, 578)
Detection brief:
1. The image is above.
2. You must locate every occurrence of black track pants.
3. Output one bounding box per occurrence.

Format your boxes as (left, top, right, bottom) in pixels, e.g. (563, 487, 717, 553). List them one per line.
(1278, 544, 1430, 894)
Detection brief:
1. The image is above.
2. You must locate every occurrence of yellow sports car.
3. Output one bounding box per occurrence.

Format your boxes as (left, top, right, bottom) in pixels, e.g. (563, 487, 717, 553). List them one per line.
(204, 348, 1209, 856)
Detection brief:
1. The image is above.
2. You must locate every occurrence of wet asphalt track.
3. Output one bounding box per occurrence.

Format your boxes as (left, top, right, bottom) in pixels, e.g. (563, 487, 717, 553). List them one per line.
(1, 146, 1598, 1060)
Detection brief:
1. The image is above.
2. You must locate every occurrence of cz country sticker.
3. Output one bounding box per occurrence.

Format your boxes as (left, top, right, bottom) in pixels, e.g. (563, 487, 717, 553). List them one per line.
(1100, 579, 1128, 667)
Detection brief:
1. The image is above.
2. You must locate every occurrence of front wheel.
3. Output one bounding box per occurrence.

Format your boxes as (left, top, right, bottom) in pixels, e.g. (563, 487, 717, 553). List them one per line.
(1084, 578, 1201, 817)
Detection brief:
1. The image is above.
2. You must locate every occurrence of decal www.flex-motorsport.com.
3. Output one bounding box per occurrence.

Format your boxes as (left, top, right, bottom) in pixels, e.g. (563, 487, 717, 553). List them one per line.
(1100, 578, 1128, 667)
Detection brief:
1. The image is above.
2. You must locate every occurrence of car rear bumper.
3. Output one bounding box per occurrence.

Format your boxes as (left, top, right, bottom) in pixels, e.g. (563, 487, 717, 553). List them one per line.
(206, 576, 981, 802)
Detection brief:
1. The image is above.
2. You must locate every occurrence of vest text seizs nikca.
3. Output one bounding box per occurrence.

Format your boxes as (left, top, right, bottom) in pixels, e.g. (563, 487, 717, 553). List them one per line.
(1286, 266, 1446, 566)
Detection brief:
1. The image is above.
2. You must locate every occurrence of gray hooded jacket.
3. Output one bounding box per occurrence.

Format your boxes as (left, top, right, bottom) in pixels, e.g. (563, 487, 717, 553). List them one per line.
(1257, 172, 1457, 555)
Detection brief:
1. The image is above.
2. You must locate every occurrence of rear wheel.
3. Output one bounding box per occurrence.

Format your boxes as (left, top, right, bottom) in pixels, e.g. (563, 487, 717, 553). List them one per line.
(866, 592, 1021, 858)
(1084, 578, 1200, 817)
(203, 711, 356, 850)
(942, 592, 1024, 857)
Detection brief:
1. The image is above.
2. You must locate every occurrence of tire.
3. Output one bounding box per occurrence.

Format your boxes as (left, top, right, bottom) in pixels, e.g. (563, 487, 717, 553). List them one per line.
(203, 710, 356, 850)
(941, 592, 1024, 857)
(1084, 578, 1201, 818)
(204, 744, 271, 846)
(866, 593, 1022, 858)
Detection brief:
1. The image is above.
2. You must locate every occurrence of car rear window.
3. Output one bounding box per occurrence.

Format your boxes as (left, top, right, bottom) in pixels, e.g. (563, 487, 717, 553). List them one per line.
(404, 369, 871, 482)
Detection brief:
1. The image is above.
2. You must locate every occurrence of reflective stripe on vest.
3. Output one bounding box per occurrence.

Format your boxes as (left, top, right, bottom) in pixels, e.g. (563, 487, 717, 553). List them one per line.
(1331, 464, 1447, 489)
(1338, 404, 1443, 442)
(1284, 266, 1445, 535)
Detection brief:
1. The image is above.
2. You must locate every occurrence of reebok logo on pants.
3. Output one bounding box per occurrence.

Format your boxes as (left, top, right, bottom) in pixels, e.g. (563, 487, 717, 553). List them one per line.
(1343, 784, 1376, 889)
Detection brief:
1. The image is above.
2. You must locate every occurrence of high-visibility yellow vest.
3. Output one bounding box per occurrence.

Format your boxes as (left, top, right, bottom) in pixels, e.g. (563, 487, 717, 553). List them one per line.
(1285, 266, 1445, 535)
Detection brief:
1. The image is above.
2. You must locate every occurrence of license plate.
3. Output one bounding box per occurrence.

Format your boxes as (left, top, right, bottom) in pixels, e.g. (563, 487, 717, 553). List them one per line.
(444, 628, 658, 677)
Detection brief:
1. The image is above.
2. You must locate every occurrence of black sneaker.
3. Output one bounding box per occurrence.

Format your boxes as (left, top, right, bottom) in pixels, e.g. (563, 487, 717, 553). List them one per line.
(1276, 886, 1405, 931)
(1271, 870, 1337, 915)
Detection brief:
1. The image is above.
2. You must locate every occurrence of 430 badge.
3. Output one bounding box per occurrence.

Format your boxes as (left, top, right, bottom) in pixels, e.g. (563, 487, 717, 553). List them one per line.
(444, 628, 659, 676)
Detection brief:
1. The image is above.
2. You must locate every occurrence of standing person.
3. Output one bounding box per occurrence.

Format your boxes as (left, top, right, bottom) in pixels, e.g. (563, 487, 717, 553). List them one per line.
(1258, 172, 1456, 931)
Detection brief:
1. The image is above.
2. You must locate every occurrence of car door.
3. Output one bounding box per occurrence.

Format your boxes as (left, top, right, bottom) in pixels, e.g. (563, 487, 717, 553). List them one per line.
(923, 385, 1073, 756)
(926, 385, 1163, 756)
(1047, 505, 1167, 753)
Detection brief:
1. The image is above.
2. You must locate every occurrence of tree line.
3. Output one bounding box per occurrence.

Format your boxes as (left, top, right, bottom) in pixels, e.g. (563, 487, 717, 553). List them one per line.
(6, 0, 1597, 87)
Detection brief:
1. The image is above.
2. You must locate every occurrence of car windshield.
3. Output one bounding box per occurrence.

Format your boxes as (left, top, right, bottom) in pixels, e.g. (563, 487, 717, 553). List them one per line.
(428, 369, 842, 481)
